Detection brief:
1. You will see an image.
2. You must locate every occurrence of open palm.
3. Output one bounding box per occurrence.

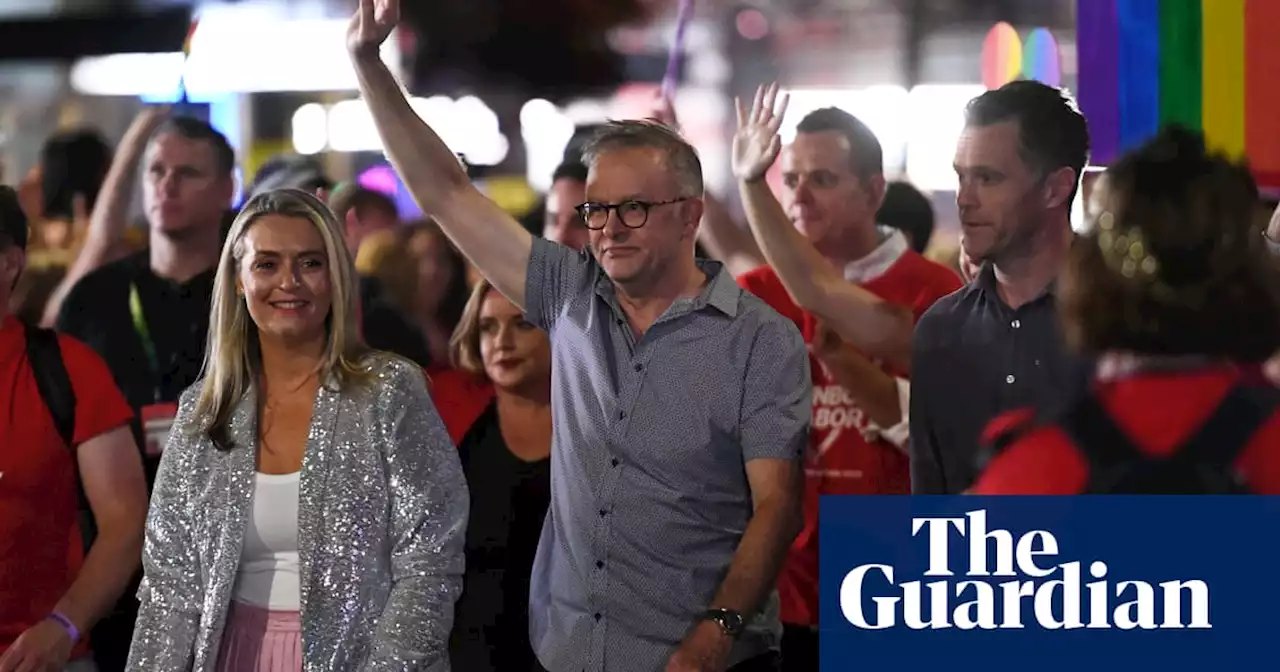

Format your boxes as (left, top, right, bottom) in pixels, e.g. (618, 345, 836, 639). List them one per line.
(732, 83, 790, 182)
(347, 0, 399, 56)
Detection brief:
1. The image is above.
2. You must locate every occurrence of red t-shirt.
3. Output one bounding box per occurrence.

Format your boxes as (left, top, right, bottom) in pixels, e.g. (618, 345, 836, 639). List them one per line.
(972, 368, 1280, 494)
(0, 316, 134, 655)
(738, 245, 962, 626)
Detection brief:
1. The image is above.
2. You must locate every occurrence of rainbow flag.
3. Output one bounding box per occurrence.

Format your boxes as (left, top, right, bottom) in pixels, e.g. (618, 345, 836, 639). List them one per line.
(1077, 0, 1280, 186)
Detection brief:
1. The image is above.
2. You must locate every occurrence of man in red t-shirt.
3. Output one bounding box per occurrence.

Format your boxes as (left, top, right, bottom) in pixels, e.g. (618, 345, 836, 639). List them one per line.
(733, 86, 962, 669)
(0, 186, 147, 671)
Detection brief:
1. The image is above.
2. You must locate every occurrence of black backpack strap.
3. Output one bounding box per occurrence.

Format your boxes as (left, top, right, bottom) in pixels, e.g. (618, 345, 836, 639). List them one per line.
(1179, 383, 1280, 467)
(1057, 392, 1145, 470)
(24, 323, 76, 448)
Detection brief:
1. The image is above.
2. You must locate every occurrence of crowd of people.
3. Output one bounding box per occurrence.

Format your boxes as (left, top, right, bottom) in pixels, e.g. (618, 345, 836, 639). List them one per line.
(2, 0, 1279, 670)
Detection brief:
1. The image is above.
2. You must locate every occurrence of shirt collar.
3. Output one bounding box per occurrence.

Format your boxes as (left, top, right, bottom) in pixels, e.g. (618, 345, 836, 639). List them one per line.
(972, 260, 1060, 301)
(843, 225, 907, 284)
(594, 257, 739, 319)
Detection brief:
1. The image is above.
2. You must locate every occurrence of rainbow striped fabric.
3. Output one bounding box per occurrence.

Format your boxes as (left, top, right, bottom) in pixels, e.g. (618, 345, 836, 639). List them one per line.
(1077, 0, 1280, 185)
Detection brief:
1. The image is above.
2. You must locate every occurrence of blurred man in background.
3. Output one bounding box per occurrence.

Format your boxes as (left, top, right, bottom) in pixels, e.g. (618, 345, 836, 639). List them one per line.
(55, 116, 234, 671)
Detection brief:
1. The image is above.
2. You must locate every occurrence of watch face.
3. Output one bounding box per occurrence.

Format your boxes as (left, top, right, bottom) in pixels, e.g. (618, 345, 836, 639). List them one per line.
(714, 610, 745, 634)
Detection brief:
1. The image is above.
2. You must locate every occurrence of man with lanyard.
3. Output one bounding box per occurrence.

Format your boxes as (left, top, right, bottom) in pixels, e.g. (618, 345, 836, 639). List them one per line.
(55, 116, 234, 672)
(351, 1, 809, 670)
(0, 185, 148, 672)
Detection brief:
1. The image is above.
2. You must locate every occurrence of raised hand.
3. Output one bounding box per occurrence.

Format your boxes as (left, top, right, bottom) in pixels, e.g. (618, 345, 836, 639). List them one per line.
(732, 83, 789, 182)
(347, 0, 400, 57)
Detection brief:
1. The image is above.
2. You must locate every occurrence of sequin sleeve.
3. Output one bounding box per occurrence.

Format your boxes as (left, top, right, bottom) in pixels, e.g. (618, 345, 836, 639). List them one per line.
(364, 359, 468, 671)
(126, 389, 201, 671)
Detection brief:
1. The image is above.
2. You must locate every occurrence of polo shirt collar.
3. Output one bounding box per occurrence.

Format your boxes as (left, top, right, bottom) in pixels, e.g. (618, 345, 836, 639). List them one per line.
(843, 225, 907, 284)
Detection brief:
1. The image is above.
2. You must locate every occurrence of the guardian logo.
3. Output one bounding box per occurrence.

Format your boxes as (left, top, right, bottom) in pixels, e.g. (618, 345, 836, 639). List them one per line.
(840, 510, 1211, 631)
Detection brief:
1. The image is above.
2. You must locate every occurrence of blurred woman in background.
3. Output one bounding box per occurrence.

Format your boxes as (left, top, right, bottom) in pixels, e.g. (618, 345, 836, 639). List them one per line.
(432, 279, 552, 672)
(973, 127, 1280, 494)
(405, 219, 470, 372)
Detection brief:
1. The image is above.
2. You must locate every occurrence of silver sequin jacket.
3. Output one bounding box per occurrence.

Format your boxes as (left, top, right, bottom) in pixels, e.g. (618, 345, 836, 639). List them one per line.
(126, 356, 469, 671)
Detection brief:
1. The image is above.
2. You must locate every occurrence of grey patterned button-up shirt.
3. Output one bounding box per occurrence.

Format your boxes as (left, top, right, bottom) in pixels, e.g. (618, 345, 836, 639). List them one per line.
(523, 238, 811, 672)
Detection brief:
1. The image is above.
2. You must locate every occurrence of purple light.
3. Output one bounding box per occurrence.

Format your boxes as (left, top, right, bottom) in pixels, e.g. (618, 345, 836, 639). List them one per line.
(358, 164, 423, 221)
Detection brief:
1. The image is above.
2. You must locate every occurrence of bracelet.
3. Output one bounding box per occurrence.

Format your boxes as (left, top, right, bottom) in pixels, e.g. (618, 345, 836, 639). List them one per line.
(46, 611, 79, 643)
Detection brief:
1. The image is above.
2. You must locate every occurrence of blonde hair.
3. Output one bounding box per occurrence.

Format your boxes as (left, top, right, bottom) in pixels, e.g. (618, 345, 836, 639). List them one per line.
(355, 227, 418, 316)
(447, 278, 495, 377)
(194, 188, 371, 449)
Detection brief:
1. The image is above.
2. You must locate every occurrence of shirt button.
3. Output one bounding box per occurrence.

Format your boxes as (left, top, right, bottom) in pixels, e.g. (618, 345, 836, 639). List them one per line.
(594, 613, 602, 621)
(596, 560, 604, 569)
(599, 508, 608, 517)
(1011, 319, 1021, 329)
(610, 458, 620, 467)
(1005, 374, 1016, 384)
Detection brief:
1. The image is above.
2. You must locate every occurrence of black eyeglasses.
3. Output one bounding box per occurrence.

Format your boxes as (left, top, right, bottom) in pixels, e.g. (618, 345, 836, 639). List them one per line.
(574, 198, 689, 230)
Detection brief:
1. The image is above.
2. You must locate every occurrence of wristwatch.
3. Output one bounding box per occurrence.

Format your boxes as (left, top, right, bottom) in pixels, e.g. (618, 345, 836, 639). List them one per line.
(700, 608, 746, 637)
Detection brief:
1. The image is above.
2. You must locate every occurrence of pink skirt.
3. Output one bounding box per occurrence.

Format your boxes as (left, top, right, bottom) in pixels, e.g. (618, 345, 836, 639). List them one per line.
(215, 601, 303, 672)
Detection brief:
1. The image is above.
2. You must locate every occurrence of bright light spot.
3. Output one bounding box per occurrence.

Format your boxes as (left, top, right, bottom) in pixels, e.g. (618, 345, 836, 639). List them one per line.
(291, 103, 328, 155)
(327, 100, 381, 153)
(521, 99, 578, 191)
(904, 84, 986, 192)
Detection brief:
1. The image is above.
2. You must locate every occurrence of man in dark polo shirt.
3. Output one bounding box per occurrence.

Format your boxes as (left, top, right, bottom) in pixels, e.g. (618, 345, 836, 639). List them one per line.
(909, 81, 1093, 494)
(54, 116, 234, 672)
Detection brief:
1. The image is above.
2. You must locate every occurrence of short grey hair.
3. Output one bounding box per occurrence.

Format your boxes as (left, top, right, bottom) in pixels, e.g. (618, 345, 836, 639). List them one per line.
(580, 120, 705, 197)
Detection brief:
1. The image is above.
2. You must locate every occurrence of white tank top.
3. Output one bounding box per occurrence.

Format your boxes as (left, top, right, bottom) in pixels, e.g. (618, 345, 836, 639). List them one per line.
(233, 471, 301, 611)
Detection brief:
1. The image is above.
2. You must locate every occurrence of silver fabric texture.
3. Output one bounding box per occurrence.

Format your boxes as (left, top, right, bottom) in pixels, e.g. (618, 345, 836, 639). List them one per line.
(126, 354, 468, 671)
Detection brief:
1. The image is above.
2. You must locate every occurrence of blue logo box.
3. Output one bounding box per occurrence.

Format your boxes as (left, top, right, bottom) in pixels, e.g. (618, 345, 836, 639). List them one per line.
(818, 496, 1280, 671)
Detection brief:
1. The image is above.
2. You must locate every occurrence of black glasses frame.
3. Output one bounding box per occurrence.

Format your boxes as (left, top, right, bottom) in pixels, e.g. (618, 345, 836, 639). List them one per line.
(574, 198, 688, 230)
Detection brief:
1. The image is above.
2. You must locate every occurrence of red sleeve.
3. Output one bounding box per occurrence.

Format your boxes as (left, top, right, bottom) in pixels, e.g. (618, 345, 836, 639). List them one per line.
(981, 408, 1038, 447)
(56, 334, 134, 446)
(736, 267, 766, 293)
(1235, 409, 1280, 494)
(428, 369, 494, 445)
(970, 426, 1090, 494)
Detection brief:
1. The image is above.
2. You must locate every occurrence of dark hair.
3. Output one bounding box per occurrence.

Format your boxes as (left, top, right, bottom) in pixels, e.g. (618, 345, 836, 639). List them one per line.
(329, 184, 398, 222)
(404, 219, 469, 332)
(246, 154, 333, 199)
(878, 181, 935, 253)
(551, 160, 588, 184)
(152, 116, 236, 176)
(582, 120, 704, 196)
(964, 80, 1090, 208)
(1061, 126, 1280, 362)
(794, 107, 884, 179)
(41, 129, 112, 221)
(0, 186, 28, 250)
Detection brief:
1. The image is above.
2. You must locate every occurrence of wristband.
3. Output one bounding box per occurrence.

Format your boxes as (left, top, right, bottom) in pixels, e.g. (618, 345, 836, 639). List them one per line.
(46, 611, 79, 643)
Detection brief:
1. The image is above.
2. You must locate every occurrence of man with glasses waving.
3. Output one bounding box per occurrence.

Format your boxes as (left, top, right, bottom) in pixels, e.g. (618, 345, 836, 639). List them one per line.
(348, 2, 808, 671)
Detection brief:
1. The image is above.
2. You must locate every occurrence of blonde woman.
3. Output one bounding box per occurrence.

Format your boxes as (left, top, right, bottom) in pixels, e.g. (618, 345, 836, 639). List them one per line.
(126, 189, 468, 671)
(430, 280, 552, 672)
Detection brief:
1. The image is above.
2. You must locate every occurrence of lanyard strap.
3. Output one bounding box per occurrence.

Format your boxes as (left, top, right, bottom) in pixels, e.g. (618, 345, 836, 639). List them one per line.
(128, 282, 162, 401)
